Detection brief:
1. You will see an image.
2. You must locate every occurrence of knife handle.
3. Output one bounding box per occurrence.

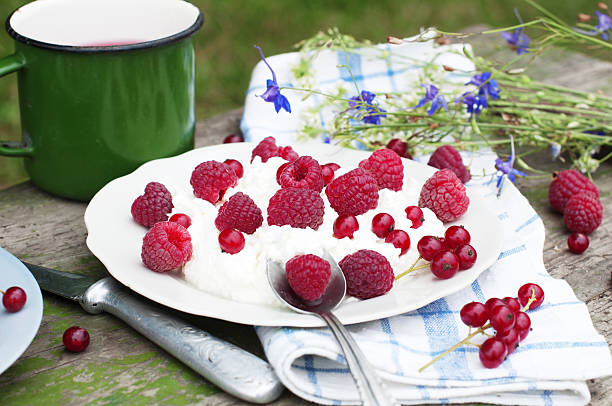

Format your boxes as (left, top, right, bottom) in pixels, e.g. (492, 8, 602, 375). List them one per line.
(79, 277, 283, 404)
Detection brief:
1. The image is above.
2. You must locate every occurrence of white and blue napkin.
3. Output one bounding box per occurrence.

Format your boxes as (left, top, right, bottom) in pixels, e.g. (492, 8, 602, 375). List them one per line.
(241, 39, 612, 405)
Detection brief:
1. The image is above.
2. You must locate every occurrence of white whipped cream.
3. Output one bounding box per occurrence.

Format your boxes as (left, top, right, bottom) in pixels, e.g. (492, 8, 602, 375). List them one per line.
(172, 156, 445, 307)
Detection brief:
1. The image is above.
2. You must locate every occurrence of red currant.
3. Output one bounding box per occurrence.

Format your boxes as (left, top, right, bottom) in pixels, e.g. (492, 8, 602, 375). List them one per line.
(386, 138, 411, 159)
(567, 233, 589, 254)
(404, 206, 424, 229)
(517, 283, 544, 310)
(223, 159, 244, 179)
(62, 326, 90, 352)
(496, 328, 520, 355)
(479, 337, 507, 368)
(223, 134, 243, 143)
(501, 297, 521, 314)
(454, 244, 477, 270)
(323, 163, 340, 172)
(444, 225, 471, 249)
(321, 165, 335, 185)
(485, 297, 505, 314)
(385, 230, 411, 256)
(218, 228, 245, 254)
(514, 311, 531, 341)
(417, 236, 445, 261)
(459, 302, 489, 327)
(489, 304, 516, 333)
(2, 286, 27, 313)
(430, 251, 459, 279)
(169, 213, 192, 229)
(333, 215, 359, 239)
(371, 213, 395, 239)
(276, 162, 290, 185)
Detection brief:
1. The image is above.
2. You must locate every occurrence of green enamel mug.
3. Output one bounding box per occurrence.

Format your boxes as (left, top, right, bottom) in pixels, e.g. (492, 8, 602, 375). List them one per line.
(0, 0, 203, 201)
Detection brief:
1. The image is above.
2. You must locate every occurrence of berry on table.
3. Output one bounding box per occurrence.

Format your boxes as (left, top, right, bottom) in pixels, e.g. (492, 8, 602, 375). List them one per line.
(131, 182, 174, 227)
(223, 159, 244, 179)
(460, 302, 489, 328)
(417, 236, 445, 261)
(279, 156, 324, 192)
(169, 213, 192, 229)
(563, 193, 603, 235)
(567, 232, 589, 254)
(218, 228, 245, 254)
(141, 222, 192, 272)
(386, 138, 411, 159)
(455, 244, 477, 270)
(427, 145, 471, 184)
(496, 328, 520, 355)
(485, 297, 506, 313)
(285, 254, 331, 302)
(267, 187, 325, 230)
(339, 250, 394, 300)
(371, 213, 395, 239)
(63, 326, 90, 352)
(333, 215, 359, 239)
(515, 311, 531, 341)
(404, 206, 424, 229)
(479, 337, 508, 368)
(385, 229, 411, 256)
(430, 250, 459, 279)
(444, 225, 471, 249)
(418, 169, 469, 223)
(501, 297, 521, 314)
(548, 169, 599, 213)
(325, 168, 379, 216)
(223, 133, 243, 143)
(190, 160, 238, 204)
(2, 286, 27, 312)
(251, 136, 280, 163)
(517, 283, 544, 310)
(358, 148, 404, 191)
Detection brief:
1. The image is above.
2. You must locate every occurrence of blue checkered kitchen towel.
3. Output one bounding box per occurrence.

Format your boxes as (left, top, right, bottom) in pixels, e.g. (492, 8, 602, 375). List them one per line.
(241, 39, 612, 405)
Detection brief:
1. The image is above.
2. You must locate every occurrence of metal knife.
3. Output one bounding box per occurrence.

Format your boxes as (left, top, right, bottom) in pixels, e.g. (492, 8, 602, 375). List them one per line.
(24, 262, 284, 404)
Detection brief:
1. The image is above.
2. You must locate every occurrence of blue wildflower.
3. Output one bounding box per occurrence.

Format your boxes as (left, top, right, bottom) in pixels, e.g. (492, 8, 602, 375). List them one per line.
(495, 135, 527, 196)
(594, 11, 612, 40)
(501, 27, 530, 54)
(254, 45, 291, 113)
(414, 84, 448, 116)
(349, 90, 386, 125)
(465, 72, 500, 108)
(457, 92, 485, 118)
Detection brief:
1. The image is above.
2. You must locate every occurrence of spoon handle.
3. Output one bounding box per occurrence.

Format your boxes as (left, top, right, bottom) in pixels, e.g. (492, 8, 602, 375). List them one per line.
(320, 311, 397, 406)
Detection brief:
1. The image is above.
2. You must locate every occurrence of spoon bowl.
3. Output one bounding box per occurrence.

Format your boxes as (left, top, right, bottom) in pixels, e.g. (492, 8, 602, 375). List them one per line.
(266, 250, 397, 406)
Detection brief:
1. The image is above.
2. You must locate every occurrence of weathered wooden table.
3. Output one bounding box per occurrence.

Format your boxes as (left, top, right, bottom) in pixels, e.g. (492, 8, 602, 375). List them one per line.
(1, 44, 611, 405)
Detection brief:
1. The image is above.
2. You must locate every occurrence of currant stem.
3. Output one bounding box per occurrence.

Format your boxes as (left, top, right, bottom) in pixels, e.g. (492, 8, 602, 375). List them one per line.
(521, 288, 537, 312)
(0, 289, 4, 295)
(419, 323, 492, 372)
(395, 256, 425, 280)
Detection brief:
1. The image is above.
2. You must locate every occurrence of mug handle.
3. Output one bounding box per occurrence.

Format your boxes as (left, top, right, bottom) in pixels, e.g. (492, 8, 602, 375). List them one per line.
(0, 53, 32, 157)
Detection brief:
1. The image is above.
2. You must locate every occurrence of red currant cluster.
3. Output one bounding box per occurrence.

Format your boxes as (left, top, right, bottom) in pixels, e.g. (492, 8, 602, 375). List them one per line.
(420, 283, 544, 371)
(1, 286, 27, 313)
(395, 225, 477, 281)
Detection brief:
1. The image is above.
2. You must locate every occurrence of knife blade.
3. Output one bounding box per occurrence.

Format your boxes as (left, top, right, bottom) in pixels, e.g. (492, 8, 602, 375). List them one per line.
(24, 262, 283, 404)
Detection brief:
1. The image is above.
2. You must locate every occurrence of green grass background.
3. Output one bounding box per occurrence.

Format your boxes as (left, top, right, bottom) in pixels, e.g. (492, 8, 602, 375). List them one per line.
(0, 0, 604, 190)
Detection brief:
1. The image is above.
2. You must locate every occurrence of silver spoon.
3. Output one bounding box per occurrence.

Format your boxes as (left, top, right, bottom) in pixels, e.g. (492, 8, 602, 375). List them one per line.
(266, 250, 397, 406)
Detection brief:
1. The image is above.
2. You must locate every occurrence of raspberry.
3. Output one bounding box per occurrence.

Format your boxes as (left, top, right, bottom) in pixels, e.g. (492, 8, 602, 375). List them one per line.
(267, 187, 325, 230)
(279, 145, 299, 161)
(215, 192, 263, 234)
(548, 169, 599, 213)
(190, 161, 238, 204)
(427, 145, 471, 184)
(285, 254, 331, 301)
(141, 222, 192, 272)
(563, 192, 603, 234)
(325, 168, 379, 216)
(279, 156, 324, 192)
(251, 136, 280, 163)
(338, 249, 394, 300)
(131, 182, 173, 227)
(418, 169, 469, 223)
(358, 148, 404, 191)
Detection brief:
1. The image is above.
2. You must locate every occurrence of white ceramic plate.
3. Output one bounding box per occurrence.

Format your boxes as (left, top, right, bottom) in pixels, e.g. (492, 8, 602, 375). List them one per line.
(85, 142, 503, 327)
(0, 247, 44, 375)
